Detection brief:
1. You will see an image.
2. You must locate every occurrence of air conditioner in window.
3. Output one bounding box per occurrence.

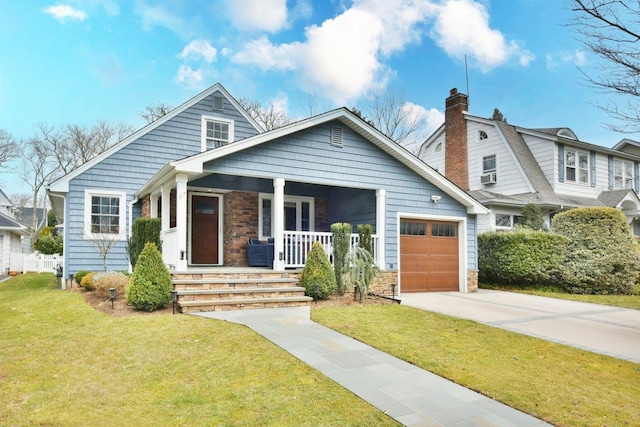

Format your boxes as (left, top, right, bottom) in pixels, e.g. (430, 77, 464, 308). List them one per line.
(481, 173, 497, 184)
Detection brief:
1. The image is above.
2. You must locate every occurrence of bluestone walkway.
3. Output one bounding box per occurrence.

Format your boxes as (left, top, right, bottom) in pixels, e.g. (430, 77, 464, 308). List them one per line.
(193, 307, 550, 427)
(401, 290, 640, 364)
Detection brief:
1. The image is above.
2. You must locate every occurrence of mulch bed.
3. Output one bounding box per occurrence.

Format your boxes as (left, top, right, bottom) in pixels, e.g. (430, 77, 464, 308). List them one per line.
(68, 284, 395, 317)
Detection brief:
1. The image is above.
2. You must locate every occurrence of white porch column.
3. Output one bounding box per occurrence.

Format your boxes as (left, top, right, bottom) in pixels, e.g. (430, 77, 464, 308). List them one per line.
(176, 174, 188, 271)
(273, 178, 285, 271)
(150, 193, 159, 218)
(376, 189, 386, 269)
(160, 185, 170, 231)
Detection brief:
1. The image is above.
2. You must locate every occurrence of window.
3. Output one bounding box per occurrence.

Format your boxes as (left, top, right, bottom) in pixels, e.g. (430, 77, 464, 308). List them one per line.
(84, 190, 126, 239)
(259, 194, 314, 239)
(400, 221, 426, 236)
(201, 116, 234, 151)
(479, 130, 488, 140)
(613, 159, 634, 189)
(432, 223, 457, 237)
(565, 148, 589, 184)
(495, 214, 521, 229)
(482, 154, 496, 174)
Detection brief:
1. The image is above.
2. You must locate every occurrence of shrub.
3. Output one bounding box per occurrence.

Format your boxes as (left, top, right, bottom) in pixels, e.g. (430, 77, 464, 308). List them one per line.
(331, 222, 352, 296)
(300, 242, 336, 299)
(553, 207, 640, 294)
(343, 246, 377, 303)
(518, 203, 546, 231)
(92, 271, 130, 299)
(126, 218, 161, 269)
(357, 224, 373, 255)
(80, 272, 97, 291)
(478, 230, 566, 285)
(34, 233, 63, 255)
(126, 242, 172, 311)
(74, 270, 90, 286)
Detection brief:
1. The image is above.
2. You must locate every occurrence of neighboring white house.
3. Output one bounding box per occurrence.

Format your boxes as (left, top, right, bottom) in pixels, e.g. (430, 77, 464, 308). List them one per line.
(0, 190, 30, 273)
(419, 88, 640, 234)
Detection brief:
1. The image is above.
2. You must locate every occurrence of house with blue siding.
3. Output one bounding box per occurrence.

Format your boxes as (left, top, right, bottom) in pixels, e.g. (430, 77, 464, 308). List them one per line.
(48, 83, 488, 302)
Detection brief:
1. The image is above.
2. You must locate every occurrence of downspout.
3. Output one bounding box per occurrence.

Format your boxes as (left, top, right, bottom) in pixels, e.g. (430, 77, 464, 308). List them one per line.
(48, 192, 67, 288)
(128, 196, 139, 273)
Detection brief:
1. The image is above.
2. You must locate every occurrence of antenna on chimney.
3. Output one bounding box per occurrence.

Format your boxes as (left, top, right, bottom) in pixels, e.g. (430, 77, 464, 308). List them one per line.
(464, 54, 470, 107)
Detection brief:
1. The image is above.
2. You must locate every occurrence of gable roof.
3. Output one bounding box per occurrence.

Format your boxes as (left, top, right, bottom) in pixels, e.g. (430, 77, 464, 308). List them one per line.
(0, 212, 30, 234)
(48, 83, 263, 193)
(139, 107, 489, 215)
(0, 189, 12, 207)
(13, 207, 47, 229)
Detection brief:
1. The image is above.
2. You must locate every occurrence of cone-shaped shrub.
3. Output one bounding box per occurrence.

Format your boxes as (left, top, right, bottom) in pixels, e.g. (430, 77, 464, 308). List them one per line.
(300, 241, 336, 299)
(126, 242, 172, 311)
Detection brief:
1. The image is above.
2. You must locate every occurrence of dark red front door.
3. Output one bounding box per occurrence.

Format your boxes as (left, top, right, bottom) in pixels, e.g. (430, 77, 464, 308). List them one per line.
(191, 195, 219, 264)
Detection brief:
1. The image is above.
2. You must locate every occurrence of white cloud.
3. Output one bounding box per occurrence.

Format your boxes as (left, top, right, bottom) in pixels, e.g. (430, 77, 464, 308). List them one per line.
(430, 0, 533, 71)
(233, 0, 533, 105)
(226, 0, 288, 33)
(174, 65, 204, 89)
(546, 49, 587, 70)
(178, 40, 217, 63)
(43, 4, 88, 21)
(399, 102, 444, 153)
(135, 1, 189, 37)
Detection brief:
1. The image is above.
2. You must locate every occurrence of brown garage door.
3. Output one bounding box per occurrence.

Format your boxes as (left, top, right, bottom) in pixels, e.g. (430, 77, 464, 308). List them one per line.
(400, 219, 459, 292)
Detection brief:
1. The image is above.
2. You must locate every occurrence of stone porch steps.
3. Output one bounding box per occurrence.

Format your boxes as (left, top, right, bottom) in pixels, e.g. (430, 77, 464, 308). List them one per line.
(172, 271, 311, 313)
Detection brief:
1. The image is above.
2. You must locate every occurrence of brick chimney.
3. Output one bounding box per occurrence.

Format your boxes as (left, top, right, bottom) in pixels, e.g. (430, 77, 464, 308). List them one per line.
(444, 88, 469, 190)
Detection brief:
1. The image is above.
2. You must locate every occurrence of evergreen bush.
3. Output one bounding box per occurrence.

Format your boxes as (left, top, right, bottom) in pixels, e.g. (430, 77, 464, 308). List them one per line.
(343, 246, 377, 303)
(93, 271, 130, 299)
(478, 230, 566, 285)
(553, 207, 640, 294)
(518, 203, 546, 231)
(300, 242, 336, 299)
(331, 222, 352, 296)
(34, 233, 63, 255)
(126, 218, 161, 268)
(80, 272, 96, 291)
(74, 270, 90, 286)
(126, 242, 172, 311)
(357, 224, 373, 255)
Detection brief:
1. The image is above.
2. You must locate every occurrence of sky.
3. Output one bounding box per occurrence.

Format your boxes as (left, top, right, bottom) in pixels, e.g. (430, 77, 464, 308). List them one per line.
(0, 0, 634, 199)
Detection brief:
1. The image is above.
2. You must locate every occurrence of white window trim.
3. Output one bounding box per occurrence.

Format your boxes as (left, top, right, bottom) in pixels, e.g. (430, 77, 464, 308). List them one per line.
(201, 115, 234, 152)
(84, 190, 126, 241)
(613, 159, 634, 190)
(479, 130, 488, 141)
(494, 213, 521, 230)
(565, 148, 589, 184)
(258, 193, 315, 240)
(482, 153, 497, 174)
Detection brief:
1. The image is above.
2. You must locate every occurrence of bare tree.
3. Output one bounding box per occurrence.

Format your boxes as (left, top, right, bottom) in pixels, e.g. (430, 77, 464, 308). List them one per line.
(570, 0, 640, 132)
(0, 128, 20, 169)
(237, 97, 294, 130)
(361, 88, 430, 152)
(141, 101, 172, 124)
(38, 121, 133, 175)
(20, 136, 59, 249)
(82, 223, 122, 272)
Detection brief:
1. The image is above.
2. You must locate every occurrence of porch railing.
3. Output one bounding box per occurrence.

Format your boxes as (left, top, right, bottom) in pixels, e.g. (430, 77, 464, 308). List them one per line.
(283, 231, 378, 268)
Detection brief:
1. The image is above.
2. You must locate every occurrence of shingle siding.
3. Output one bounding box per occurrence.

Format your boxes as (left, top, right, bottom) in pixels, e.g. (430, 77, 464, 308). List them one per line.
(63, 91, 260, 274)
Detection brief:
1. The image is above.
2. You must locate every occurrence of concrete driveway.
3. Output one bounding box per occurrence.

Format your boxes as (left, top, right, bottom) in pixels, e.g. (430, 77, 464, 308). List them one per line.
(400, 290, 640, 363)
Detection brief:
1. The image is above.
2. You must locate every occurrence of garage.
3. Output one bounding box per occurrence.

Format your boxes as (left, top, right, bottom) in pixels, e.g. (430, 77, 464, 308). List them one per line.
(400, 219, 459, 292)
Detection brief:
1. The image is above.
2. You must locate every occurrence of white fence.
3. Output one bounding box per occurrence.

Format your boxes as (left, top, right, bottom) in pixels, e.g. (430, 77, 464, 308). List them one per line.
(22, 253, 64, 274)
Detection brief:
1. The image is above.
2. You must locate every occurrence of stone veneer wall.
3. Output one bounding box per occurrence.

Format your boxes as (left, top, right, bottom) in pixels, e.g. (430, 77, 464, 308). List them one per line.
(141, 195, 151, 218)
(223, 191, 259, 266)
(467, 269, 478, 292)
(369, 270, 399, 296)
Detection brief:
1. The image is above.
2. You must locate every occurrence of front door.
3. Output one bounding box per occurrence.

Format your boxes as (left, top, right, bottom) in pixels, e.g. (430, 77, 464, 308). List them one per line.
(190, 194, 220, 265)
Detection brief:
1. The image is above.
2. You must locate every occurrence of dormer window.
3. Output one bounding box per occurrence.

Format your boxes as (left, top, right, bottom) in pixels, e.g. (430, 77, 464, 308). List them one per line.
(201, 116, 234, 151)
(565, 148, 589, 184)
(479, 130, 488, 140)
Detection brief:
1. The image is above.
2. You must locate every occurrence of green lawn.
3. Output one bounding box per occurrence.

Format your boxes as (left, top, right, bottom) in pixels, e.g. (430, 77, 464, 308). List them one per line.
(480, 283, 640, 310)
(312, 304, 640, 427)
(0, 274, 397, 426)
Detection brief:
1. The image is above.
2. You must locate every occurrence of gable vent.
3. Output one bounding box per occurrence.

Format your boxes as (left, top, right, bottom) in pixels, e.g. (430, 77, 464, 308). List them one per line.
(331, 126, 343, 147)
(213, 95, 223, 111)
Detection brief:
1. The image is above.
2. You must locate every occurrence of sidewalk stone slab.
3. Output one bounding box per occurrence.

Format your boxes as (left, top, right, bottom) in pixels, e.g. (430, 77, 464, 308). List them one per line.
(194, 307, 551, 427)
